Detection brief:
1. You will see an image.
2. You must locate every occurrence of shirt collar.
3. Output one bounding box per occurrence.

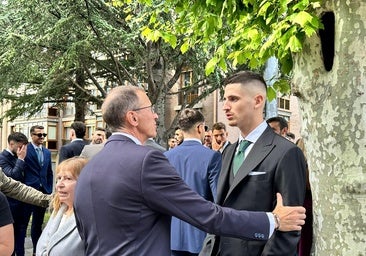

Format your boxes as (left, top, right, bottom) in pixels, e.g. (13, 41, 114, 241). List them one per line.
(112, 132, 142, 145)
(238, 120, 268, 144)
(182, 138, 202, 144)
(31, 143, 42, 150)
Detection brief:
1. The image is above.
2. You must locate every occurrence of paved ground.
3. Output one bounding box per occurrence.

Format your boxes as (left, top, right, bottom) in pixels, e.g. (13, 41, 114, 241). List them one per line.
(25, 237, 34, 256)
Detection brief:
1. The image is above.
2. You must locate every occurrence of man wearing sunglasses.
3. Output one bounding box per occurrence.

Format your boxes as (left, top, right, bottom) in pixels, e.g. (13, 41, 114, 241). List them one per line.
(23, 125, 53, 256)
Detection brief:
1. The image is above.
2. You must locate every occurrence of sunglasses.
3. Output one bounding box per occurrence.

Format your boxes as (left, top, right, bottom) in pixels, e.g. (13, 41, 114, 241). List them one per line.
(32, 133, 47, 138)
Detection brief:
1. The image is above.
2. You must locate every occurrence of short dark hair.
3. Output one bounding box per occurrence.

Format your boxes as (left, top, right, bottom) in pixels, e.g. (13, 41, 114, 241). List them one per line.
(71, 121, 86, 138)
(30, 125, 44, 134)
(178, 108, 205, 132)
(212, 122, 226, 131)
(95, 127, 106, 133)
(8, 132, 28, 144)
(223, 70, 267, 91)
(266, 116, 288, 130)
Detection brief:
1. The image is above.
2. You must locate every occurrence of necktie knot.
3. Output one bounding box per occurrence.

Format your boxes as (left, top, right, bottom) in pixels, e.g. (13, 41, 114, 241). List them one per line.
(238, 140, 251, 154)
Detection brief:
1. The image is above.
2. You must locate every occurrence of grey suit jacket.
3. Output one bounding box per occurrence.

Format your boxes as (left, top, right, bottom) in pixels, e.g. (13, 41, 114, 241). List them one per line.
(206, 126, 306, 256)
(74, 134, 271, 256)
(79, 143, 104, 159)
(36, 204, 84, 256)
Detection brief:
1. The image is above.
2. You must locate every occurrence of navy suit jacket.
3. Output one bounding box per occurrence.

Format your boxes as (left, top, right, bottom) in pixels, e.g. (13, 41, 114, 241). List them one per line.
(58, 140, 87, 163)
(210, 126, 306, 256)
(0, 150, 26, 206)
(24, 144, 53, 194)
(74, 134, 271, 256)
(165, 140, 222, 253)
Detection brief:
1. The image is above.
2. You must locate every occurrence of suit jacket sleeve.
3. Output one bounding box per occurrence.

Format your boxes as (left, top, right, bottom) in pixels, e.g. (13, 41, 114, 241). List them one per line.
(0, 169, 51, 207)
(141, 150, 270, 241)
(208, 151, 222, 202)
(58, 146, 67, 164)
(0, 154, 25, 181)
(262, 146, 306, 255)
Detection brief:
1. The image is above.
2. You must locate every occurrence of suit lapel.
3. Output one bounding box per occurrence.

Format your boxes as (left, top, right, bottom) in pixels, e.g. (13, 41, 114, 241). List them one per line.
(223, 127, 276, 203)
(48, 205, 77, 249)
(216, 143, 237, 204)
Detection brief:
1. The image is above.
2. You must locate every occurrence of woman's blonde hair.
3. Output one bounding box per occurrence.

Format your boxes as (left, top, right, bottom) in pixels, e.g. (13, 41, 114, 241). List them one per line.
(52, 157, 88, 214)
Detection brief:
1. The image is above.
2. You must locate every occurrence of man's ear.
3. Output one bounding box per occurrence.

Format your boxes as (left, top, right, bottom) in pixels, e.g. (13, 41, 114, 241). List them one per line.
(126, 112, 138, 126)
(254, 94, 265, 109)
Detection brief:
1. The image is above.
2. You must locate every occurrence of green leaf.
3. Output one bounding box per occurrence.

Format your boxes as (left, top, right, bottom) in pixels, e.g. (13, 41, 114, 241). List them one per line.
(205, 56, 218, 76)
(180, 41, 190, 54)
(273, 79, 291, 95)
(287, 35, 302, 52)
(292, 11, 314, 27)
(267, 86, 277, 101)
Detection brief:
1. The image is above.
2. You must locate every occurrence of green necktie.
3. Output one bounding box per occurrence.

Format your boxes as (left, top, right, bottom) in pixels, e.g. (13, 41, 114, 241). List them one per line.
(232, 140, 251, 176)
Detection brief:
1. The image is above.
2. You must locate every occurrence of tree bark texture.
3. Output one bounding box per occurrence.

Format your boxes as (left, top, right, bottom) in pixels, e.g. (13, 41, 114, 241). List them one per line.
(292, 1, 366, 255)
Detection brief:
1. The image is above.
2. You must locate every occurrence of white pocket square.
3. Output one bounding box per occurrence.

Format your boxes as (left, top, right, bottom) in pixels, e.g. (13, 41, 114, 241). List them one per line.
(248, 171, 266, 176)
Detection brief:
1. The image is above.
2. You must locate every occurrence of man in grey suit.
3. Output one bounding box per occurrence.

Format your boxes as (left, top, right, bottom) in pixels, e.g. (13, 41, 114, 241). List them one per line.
(202, 71, 307, 256)
(80, 127, 107, 159)
(74, 86, 306, 256)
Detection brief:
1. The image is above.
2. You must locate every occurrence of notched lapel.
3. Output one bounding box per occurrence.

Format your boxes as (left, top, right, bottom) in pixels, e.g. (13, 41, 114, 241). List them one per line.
(48, 205, 77, 249)
(224, 127, 276, 202)
(216, 143, 237, 204)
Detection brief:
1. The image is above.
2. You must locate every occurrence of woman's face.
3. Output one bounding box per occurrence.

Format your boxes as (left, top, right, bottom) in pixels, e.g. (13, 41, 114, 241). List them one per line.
(56, 170, 77, 209)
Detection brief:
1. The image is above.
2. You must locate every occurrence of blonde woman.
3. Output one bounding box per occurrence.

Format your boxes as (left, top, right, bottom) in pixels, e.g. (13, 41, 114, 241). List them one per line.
(36, 157, 87, 256)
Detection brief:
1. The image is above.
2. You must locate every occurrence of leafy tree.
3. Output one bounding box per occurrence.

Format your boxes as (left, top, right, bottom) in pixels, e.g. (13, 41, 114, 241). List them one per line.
(114, 0, 322, 98)
(0, 0, 221, 144)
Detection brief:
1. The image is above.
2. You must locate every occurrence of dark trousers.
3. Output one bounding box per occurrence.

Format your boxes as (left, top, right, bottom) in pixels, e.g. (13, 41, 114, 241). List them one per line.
(172, 250, 199, 256)
(9, 202, 28, 256)
(23, 204, 47, 254)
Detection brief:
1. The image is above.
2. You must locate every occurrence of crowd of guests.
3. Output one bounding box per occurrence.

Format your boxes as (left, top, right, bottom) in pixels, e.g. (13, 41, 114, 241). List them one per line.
(0, 70, 313, 256)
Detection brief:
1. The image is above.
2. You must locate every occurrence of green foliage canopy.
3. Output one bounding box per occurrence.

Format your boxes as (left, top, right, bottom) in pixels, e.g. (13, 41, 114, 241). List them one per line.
(113, 0, 323, 98)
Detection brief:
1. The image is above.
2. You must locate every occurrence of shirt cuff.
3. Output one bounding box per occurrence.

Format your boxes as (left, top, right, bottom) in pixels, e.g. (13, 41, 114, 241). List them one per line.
(266, 212, 275, 237)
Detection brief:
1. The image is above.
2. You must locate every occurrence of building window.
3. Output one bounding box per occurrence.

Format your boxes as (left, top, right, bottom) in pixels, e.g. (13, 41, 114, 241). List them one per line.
(48, 107, 58, 117)
(179, 70, 198, 105)
(47, 125, 58, 150)
(277, 97, 290, 110)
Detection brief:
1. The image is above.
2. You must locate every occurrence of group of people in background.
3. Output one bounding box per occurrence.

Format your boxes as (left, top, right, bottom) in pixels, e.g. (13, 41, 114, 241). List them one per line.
(0, 123, 108, 256)
(0, 70, 313, 256)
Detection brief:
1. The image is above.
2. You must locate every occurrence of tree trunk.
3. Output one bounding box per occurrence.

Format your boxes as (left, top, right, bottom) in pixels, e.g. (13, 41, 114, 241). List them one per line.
(74, 67, 87, 122)
(292, 1, 366, 255)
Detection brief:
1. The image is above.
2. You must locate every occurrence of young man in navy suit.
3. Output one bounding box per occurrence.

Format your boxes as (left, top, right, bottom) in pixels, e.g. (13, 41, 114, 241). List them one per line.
(58, 121, 87, 163)
(23, 125, 53, 256)
(202, 71, 307, 256)
(165, 108, 222, 256)
(74, 86, 306, 256)
(0, 132, 28, 256)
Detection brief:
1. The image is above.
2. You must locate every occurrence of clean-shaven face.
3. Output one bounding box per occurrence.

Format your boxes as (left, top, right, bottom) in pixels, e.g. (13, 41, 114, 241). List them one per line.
(223, 83, 257, 132)
(135, 91, 158, 142)
(56, 170, 77, 209)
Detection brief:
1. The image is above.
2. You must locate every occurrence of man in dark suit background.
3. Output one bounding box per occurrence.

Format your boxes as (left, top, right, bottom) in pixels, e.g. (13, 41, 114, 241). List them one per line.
(24, 125, 53, 256)
(165, 108, 222, 256)
(203, 71, 306, 256)
(58, 121, 87, 163)
(0, 132, 28, 256)
(74, 85, 306, 256)
(211, 122, 231, 154)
